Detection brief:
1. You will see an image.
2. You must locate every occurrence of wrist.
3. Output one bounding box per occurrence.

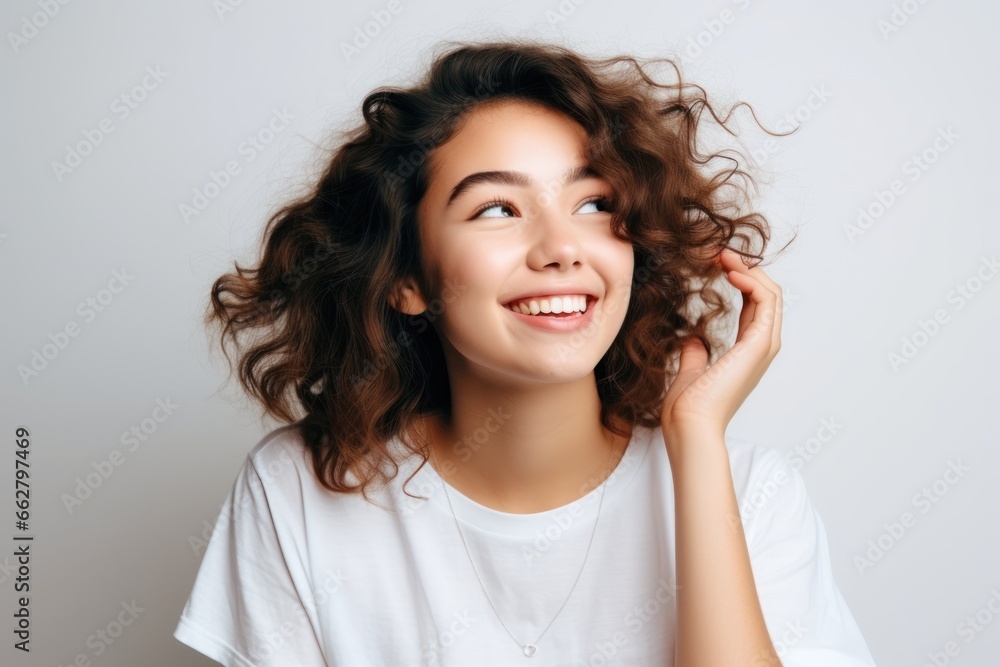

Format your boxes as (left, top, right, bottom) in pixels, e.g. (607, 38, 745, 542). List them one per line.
(662, 423, 727, 467)
(662, 421, 725, 446)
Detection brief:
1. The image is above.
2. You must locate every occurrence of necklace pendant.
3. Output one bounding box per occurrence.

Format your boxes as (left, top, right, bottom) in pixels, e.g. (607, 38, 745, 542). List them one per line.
(523, 644, 537, 656)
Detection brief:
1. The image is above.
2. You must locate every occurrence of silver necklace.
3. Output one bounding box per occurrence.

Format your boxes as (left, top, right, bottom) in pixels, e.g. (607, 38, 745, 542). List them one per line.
(429, 436, 621, 658)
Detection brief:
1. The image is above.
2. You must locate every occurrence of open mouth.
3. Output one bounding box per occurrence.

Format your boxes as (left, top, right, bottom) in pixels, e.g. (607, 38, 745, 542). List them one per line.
(502, 295, 598, 318)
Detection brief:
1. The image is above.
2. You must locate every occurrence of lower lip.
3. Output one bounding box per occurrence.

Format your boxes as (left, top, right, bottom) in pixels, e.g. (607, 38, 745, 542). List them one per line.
(502, 299, 597, 331)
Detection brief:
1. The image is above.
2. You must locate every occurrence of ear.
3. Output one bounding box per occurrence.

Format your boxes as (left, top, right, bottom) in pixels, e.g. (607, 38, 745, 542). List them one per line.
(389, 276, 429, 315)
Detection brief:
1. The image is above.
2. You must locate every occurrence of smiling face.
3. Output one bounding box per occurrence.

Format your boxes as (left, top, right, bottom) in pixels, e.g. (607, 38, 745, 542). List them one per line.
(396, 99, 634, 386)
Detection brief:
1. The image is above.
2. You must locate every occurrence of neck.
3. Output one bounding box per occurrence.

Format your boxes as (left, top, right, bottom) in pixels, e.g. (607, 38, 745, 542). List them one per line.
(417, 359, 632, 514)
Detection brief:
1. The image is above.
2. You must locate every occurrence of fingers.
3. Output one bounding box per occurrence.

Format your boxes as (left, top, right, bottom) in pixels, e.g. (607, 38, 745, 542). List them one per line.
(718, 250, 755, 337)
(719, 249, 783, 349)
(719, 250, 782, 355)
(677, 336, 709, 373)
(668, 337, 709, 397)
(661, 337, 707, 428)
(736, 284, 755, 342)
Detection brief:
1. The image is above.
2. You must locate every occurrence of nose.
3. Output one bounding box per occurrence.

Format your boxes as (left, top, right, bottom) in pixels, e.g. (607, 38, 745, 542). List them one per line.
(525, 207, 584, 270)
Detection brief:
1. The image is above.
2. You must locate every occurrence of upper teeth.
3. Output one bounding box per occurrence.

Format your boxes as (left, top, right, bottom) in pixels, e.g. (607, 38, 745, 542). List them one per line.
(506, 294, 590, 315)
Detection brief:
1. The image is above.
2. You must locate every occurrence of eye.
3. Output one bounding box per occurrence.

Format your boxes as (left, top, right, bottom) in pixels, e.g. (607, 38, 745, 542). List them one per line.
(577, 196, 614, 214)
(469, 194, 615, 220)
(472, 198, 517, 219)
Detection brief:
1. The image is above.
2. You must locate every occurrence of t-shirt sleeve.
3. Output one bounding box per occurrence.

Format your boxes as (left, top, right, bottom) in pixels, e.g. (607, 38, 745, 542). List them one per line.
(740, 445, 878, 667)
(173, 455, 328, 666)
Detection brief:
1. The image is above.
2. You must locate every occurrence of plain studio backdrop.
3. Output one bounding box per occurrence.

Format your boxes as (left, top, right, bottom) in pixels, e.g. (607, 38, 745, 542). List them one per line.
(2, 0, 998, 665)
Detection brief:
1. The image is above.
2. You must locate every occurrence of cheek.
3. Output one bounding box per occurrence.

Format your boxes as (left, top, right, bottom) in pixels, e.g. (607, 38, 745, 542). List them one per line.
(432, 245, 505, 320)
(438, 235, 516, 293)
(620, 245, 635, 274)
(597, 236, 635, 277)
(602, 242, 637, 314)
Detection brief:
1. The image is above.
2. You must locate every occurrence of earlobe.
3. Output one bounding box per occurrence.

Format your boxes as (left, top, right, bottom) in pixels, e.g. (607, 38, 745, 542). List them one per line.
(389, 278, 428, 315)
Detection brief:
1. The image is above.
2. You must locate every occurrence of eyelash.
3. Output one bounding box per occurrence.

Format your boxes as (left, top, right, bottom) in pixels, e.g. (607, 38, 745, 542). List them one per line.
(471, 195, 614, 219)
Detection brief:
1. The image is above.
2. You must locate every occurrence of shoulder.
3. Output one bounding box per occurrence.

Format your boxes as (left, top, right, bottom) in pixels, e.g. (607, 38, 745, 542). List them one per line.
(724, 434, 801, 501)
(215, 424, 332, 529)
(725, 434, 792, 480)
(213, 425, 306, 502)
(723, 435, 817, 549)
(651, 431, 876, 662)
(246, 423, 312, 483)
(650, 429, 802, 517)
(245, 423, 406, 485)
(176, 425, 334, 666)
(237, 424, 407, 516)
(646, 428, 808, 536)
(722, 438, 878, 664)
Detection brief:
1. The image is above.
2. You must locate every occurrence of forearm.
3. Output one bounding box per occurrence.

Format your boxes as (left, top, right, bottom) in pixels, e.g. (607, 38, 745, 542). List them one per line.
(667, 427, 781, 667)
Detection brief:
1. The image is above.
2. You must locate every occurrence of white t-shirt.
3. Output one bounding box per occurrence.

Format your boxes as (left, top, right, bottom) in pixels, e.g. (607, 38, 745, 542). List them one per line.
(173, 422, 877, 666)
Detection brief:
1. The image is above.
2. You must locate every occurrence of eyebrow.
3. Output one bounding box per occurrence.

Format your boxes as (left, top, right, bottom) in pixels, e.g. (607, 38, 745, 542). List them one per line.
(446, 164, 603, 207)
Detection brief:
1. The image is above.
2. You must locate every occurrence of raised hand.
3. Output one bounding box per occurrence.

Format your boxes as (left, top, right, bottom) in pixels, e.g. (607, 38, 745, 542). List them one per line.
(660, 248, 783, 449)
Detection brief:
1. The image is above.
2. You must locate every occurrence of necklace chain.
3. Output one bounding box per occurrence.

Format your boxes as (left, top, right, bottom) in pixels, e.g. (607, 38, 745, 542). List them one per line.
(429, 433, 622, 658)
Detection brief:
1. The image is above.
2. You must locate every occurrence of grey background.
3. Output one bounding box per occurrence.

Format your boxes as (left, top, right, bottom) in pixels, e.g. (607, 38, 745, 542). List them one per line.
(2, 0, 998, 665)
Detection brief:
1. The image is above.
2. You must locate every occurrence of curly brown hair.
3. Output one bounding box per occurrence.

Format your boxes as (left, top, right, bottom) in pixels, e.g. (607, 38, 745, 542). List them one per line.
(206, 37, 795, 502)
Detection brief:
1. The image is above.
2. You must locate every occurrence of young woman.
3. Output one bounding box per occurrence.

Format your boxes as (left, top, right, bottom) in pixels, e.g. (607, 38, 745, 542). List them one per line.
(173, 39, 877, 666)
